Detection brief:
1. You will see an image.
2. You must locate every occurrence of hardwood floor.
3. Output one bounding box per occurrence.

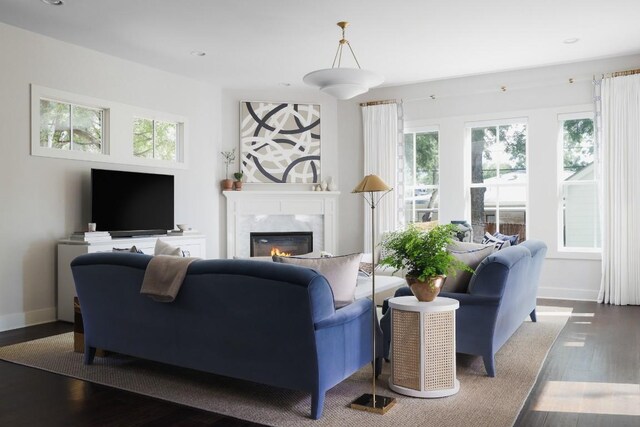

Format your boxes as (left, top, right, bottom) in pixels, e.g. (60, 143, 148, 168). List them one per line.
(1, 299, 638, 426)
(0, 323, 261, 427)
(516, 299, 640, 427)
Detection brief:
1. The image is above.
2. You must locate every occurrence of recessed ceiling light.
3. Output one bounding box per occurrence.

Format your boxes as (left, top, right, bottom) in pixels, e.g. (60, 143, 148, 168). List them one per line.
(41, 0, 64, 5)
(190, 50, 206, 57)
(279, 82, 291, 87)
(563, 37, 580, 44)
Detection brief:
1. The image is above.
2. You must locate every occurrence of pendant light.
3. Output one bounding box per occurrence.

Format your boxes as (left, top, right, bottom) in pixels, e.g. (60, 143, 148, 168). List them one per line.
(303, 21, 383, 100)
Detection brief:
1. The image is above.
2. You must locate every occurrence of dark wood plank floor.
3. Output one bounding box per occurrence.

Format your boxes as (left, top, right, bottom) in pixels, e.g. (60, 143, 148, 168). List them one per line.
(516, 299, 640, 427)
(0, 323, 261, 427)
(1, 299, 638, 426)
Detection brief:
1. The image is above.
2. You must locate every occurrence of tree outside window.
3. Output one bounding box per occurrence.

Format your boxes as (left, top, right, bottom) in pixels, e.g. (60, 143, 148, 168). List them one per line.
(133, 118, 178, 161)
(404, 130, 439, 225)
(39, 99, 103, 153)
(469, 122, 527, 242)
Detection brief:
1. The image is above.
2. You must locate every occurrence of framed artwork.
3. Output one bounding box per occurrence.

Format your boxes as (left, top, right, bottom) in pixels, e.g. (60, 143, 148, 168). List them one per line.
(240, 101, 321, 183)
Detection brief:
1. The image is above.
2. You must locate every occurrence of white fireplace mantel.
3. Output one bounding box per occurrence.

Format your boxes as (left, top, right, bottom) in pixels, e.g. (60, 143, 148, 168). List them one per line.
(223, 190, 340, 258)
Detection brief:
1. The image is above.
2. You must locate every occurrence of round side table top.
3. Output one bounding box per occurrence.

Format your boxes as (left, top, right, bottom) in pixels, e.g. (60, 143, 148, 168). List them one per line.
(388, 295, 460, 312)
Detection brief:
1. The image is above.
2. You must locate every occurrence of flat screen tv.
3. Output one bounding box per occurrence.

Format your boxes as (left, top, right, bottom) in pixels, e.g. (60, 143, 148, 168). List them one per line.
(91, 169, 174, 237)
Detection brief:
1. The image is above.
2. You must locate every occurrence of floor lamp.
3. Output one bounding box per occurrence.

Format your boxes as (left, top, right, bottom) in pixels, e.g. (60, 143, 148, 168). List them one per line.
(350, 174, 396, 414)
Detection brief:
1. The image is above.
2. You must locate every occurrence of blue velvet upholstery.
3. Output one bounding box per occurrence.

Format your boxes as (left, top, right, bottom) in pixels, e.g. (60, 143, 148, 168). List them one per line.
(71, 252, 382, 419)
(381, 240, 547, 377)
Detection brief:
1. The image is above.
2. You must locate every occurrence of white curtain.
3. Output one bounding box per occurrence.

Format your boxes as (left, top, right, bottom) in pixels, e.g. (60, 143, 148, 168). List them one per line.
(361, 103, 399, 254)
(599, 73, 640, 305)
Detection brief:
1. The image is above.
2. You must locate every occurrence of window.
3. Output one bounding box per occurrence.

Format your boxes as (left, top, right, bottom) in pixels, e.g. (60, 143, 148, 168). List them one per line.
(31, 85, 186, 167)
(559, 114, 599, 249)
(39, 99, 104, 154)
(403, 129, 439, 225)
(133, 118, 180, 161)
(469, 121, 527, 242)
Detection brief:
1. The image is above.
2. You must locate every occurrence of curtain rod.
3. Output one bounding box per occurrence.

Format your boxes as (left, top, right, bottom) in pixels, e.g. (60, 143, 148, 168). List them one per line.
(611, 68, 640, 78)
(359, 99, 399, 107)
(594, 68, 640, 80)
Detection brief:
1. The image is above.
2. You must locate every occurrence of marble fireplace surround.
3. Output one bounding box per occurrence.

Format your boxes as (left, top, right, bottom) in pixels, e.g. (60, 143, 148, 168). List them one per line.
(223, 191, 340, 258)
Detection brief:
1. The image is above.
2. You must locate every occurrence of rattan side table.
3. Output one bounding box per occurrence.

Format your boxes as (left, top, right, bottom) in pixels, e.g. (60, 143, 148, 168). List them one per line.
(388, 296, 460, 398)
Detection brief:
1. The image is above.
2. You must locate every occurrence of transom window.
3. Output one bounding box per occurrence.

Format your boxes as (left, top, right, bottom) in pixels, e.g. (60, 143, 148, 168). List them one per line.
(559, 114, 600, 250)
(133, 118, 180, 161)
(468, 120, 528, 242)
(39, 98, 104, 154)
(403, 129, 439, 225)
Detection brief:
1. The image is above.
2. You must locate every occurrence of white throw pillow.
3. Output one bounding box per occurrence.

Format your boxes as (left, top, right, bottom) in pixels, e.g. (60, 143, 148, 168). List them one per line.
(481, 232, 511, 250)
(154, 239, 182, 257)
(274, 253, 363, 308)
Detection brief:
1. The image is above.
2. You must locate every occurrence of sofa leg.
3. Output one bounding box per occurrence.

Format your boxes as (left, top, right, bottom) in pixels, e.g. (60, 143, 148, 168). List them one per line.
(529, 309, 537, 322)
(310, 390, 325, 420)
(483, 355, 496, 377)
(382, 335, 391, 361)
(84, 346, 96, 365)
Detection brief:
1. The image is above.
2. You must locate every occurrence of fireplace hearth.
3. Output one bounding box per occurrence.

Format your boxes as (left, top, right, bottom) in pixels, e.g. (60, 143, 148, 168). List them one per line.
(250, 232, 313, 257)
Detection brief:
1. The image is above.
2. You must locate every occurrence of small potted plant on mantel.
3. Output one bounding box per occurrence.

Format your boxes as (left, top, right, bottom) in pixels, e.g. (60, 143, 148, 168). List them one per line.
(379, 223, 472, 301)
(220, 149, 236, 191)
(233, 171, 244, 191)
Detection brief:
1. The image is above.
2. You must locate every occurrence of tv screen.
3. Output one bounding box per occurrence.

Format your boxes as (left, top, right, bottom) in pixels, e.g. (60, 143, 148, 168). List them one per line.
(91, 169, 174, 237)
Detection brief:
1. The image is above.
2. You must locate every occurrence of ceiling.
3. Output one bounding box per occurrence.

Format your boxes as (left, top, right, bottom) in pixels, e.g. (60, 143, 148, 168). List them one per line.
(1, 0, 639, 89)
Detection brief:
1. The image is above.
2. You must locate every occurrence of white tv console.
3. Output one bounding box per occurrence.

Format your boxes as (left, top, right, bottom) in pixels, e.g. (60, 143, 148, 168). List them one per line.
(57, 234, 206, 322)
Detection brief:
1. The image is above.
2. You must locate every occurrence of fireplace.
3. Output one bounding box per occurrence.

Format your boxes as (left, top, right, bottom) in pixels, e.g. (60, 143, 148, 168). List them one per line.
(250, 232, 313, 257)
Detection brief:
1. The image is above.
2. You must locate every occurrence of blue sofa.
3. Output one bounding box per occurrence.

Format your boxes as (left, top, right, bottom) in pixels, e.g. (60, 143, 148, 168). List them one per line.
(381, 239, 547, 377)
(71, 252, 382, 419)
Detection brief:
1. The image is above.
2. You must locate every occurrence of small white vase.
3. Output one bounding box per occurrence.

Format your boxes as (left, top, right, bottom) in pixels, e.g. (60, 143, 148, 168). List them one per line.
(320, 180, 328, 191)
(327, 177, 337, 191)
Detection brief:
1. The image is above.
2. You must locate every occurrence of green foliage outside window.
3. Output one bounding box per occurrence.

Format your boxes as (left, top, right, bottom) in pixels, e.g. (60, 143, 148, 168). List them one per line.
(133, 118, 178, 161)
(40, 99, 102, 153)
(563, 119, 594, 174)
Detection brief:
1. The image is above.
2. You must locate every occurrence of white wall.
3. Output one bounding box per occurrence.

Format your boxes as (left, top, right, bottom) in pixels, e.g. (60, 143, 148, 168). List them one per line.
(338, 54, 640, 301)
(219, 88, 339, 257)
(0, 23, 221, 331)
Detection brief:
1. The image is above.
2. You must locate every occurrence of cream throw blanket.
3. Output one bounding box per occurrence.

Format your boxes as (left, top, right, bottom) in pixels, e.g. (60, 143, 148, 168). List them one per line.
(140, 255, 199, 302)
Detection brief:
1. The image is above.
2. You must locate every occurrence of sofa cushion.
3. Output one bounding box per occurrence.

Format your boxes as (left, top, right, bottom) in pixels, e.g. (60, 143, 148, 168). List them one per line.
(232, 255, 274, 261)
(112, 245, 143, 254)
(154, 239, 182, 256)
(444, 244, 495, 293)
(493, 232, 519, 246)
(274, 253, 363, 308)
(447, 241, 493, 252)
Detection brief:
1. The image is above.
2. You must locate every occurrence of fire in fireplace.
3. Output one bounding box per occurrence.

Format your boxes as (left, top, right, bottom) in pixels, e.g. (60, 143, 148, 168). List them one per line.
(250, 232, 313, 257)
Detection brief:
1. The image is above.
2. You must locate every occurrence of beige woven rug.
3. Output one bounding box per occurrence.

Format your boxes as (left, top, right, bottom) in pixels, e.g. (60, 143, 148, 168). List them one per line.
(0, 306, 571, 427)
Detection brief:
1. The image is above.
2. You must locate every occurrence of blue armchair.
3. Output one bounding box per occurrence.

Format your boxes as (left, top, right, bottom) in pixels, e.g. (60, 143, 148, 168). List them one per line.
(381, 240, 547, 377)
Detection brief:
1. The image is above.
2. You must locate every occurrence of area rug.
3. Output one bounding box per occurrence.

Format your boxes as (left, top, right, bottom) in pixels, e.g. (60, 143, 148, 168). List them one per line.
(0, 306, 571, 427)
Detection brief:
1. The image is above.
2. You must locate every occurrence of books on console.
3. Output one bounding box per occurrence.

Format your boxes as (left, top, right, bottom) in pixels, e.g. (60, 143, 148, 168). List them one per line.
(69, 231, 112, 242)
(167, 229, 200, 236)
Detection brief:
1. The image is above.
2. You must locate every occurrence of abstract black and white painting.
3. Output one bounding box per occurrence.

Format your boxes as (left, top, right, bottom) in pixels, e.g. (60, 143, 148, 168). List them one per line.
(240, 102, 320, 183)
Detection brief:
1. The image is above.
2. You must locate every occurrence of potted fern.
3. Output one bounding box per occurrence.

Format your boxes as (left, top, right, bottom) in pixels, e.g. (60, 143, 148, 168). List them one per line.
(379, 223, 471, 301)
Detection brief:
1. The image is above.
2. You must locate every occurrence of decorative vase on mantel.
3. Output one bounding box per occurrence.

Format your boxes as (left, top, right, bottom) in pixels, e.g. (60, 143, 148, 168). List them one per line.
(406, 275, 446, 302)
(221, 179, 234, 191)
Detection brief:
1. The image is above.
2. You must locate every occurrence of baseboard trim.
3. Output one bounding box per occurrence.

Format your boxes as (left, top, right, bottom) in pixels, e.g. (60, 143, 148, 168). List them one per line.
(538, 286, 599, 302)
(0, 307, 57, 332)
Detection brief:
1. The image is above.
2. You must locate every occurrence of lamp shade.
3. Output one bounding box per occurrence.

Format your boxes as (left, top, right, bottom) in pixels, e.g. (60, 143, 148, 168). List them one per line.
(352, 174, 391, 193)
(303, 68, 384, 100)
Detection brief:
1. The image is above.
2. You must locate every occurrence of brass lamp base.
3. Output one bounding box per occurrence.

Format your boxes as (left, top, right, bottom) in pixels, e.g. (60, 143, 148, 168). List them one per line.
(349, 393, 396, 414)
